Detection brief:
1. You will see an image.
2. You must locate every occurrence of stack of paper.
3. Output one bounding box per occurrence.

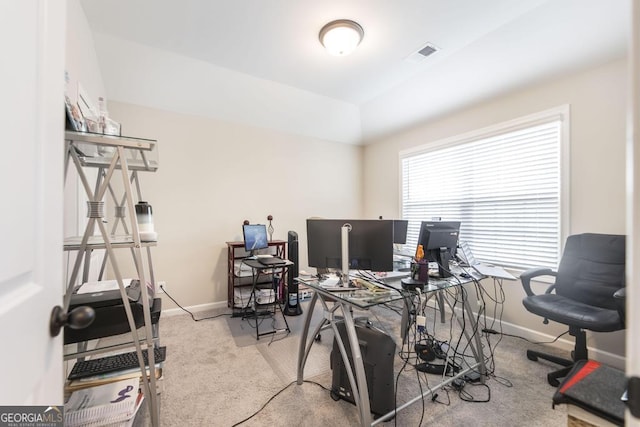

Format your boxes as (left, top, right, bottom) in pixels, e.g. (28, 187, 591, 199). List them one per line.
(233, 288, 252, 307)
(255, 289, 275, 304)
(65, 378, 144, 427)
(233, 288, 275, 306)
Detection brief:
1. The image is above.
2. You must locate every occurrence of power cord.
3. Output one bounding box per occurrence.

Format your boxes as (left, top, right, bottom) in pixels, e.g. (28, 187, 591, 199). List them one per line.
(481, 327, 569, 345)
(159, 284, 231, 321)
(230, 380, 329, 426)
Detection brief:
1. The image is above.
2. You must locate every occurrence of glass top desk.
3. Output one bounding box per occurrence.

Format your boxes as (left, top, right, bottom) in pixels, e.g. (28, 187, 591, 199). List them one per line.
(296, 268, 487, 427)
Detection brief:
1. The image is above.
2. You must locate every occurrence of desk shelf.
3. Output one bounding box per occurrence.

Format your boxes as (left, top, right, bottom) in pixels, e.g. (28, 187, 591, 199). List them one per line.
(63, 235, 158, 251)
(66, 130, 158, 172)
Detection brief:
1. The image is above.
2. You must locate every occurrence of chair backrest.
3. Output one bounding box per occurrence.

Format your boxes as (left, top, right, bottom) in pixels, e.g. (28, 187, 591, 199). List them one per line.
(555, 233, 626, 310)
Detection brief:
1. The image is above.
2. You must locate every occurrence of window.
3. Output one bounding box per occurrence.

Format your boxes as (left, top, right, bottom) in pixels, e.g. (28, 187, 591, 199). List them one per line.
(400, 106, 569, 270)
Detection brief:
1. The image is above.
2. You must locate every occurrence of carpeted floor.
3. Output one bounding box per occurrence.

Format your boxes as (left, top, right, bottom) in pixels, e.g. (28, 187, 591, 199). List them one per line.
(146, 296, 570, 426)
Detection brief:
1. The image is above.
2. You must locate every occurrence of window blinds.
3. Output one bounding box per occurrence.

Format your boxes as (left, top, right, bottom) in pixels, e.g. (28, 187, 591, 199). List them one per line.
(401, 119, 562, 270)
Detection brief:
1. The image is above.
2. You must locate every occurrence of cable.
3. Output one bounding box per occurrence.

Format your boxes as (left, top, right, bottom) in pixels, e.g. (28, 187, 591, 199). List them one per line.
(481, 327, 570, 345)
(458, 381, 491, 403)
(160, 284, 232, 321)
(230, 381, 294, 426)
(231, 380, 329, 426)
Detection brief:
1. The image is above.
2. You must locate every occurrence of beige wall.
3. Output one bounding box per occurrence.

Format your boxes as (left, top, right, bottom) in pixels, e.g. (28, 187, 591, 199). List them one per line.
(108, 102, 363, 308)
(362, 58, 627, 365)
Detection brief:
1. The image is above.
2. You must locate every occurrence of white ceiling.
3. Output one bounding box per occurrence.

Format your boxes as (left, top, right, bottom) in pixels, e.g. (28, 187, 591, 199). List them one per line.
(80, 0, 629, 143)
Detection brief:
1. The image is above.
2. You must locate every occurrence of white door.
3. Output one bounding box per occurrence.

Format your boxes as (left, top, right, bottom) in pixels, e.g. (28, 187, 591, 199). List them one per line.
(0, 1, 66, 405)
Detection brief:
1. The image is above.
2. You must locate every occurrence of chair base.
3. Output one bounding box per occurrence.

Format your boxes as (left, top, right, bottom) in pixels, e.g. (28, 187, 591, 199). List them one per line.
(527, 349, 574, 387)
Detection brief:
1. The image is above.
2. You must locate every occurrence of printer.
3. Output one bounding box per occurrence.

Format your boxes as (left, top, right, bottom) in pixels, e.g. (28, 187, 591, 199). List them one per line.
(64, 279, 161, 345)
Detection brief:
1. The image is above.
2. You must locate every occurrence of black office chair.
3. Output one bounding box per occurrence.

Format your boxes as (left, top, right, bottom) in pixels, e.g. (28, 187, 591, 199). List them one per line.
(520, 233, 626, 387)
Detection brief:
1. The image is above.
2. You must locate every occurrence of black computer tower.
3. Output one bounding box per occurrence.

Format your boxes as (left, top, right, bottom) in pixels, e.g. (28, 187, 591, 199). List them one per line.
(330, 322, 396, 417)
(284, 230, 303, 316)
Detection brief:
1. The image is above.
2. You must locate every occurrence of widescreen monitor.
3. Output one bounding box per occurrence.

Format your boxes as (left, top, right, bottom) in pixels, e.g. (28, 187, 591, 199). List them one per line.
(416, 221, 461, 278)
(243, 224, 269, 255)
(307, 219, 394, 272)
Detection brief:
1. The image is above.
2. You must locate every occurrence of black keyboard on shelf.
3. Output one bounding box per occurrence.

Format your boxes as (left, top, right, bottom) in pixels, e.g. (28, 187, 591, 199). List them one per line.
(68, 346, 167, 380)
(258, 256, 286, 266)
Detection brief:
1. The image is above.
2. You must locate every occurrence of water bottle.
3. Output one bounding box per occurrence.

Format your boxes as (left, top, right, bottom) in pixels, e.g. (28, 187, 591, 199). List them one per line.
(135, 201, 157, 241)
(135, 202, 153, 231)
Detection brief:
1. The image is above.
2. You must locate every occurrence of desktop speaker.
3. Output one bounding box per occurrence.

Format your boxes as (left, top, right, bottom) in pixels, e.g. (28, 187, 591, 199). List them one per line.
(284, 230, 303, 316)
(330, 322, 395, 418)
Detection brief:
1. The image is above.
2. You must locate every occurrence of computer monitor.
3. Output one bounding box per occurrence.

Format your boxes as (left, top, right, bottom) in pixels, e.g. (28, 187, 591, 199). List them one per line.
(416, 221, 461, 278)
(307, 219, 394, 272)
(393, 220, 409, 244)
(243, 224, 269, 255)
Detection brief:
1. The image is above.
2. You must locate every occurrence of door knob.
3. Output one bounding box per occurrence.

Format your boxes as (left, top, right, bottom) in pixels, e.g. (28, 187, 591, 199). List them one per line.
(49, 305, 95, 337)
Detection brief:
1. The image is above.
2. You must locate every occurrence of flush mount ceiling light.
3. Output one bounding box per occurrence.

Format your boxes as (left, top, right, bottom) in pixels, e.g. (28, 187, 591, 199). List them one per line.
(319, 19, 364, 56)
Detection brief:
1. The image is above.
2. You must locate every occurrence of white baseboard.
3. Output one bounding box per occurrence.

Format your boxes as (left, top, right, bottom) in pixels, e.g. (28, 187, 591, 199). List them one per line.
(160, 300, 228, 317)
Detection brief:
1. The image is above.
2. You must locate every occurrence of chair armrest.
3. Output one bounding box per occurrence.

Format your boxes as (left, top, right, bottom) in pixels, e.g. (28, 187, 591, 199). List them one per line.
(520, 267, 557, 297)
(613, 287, 626, 327)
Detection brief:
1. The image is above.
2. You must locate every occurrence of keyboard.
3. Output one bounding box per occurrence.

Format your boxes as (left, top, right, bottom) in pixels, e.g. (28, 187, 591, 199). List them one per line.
(68, 346, 167, 380)
(258, 256, 286, 266)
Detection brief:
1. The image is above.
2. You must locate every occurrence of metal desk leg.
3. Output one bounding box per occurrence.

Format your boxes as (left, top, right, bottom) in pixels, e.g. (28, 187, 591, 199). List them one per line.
(297, 294, 339, 384)
(331, 303, 372, 427)
(443, 287, 487, 381)
(425, 291, 446, 323)
(462, 292, 487, 381)
(297, 292, 319, 385)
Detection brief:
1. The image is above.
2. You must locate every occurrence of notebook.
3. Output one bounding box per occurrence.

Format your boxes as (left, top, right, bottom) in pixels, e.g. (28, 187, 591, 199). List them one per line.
(458, 241, 517, 280)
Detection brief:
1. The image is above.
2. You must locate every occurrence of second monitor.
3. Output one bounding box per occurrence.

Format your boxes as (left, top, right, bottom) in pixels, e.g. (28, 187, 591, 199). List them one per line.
(416, 221, 461, 278)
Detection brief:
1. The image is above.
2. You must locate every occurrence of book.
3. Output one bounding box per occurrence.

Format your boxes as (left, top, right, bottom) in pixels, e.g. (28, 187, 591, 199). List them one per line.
(65, 378, 144, 427)
(65, 365, 163, 393)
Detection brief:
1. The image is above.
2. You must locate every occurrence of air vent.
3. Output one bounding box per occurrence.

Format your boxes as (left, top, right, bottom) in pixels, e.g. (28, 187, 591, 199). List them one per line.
(418, 44, 438, 57)
(405, 42, 440, 64)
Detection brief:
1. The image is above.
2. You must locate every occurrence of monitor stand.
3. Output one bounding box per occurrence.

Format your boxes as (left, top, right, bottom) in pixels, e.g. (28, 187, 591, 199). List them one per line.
(436, 250, 452, 278)
(339, 224, 354, 288)
(336, 270, 353, 288)
(401, 277, 426, 292)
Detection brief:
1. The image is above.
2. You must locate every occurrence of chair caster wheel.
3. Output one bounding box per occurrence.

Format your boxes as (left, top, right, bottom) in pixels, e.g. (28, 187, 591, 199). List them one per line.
(315, 334, 321, 342)
(330, 390, 340, 401)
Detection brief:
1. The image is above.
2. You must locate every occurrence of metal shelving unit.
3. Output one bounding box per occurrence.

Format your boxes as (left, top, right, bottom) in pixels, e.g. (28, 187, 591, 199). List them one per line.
(63, 130, 161, 426)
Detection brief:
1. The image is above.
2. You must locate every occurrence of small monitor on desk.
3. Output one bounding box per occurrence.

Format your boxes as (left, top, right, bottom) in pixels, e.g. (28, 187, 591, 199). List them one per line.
(417, 221, 461, 278)
(393, 220, 409, 244)
(243, 224, 269, 256)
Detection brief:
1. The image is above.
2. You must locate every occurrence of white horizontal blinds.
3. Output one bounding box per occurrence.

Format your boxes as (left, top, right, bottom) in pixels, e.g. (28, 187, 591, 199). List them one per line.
(401, 120, 561, 270)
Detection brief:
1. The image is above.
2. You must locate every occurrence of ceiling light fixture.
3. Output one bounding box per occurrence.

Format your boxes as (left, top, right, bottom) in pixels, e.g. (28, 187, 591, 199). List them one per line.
(319, 19, 364, 56)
